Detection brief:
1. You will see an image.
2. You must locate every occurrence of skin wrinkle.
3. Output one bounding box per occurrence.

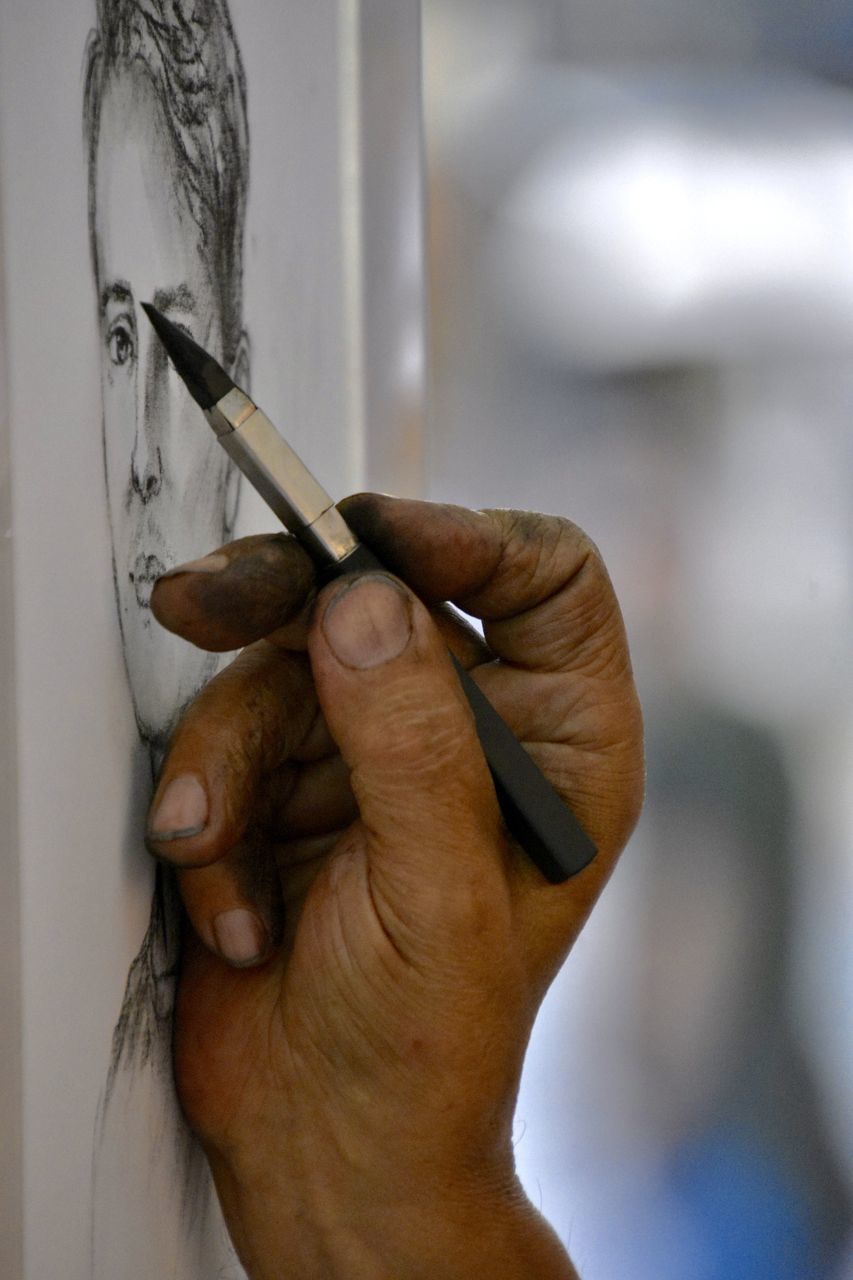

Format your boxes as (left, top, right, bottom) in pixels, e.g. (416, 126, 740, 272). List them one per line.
(468, 510, 557, 618)
(346, 659, 472, 756)
(322, 883, 435, 1066)
(463, 515, 600, 623)
(484, 584, 625, 676)
(353, 857, 411, 973)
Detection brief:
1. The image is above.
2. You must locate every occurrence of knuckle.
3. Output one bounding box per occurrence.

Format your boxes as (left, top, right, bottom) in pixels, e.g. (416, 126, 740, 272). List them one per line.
(487, 509, 606, 606)
(358, 686, 474, 781)
(348, 677, 498, 835)
(564, 569, 626, 668)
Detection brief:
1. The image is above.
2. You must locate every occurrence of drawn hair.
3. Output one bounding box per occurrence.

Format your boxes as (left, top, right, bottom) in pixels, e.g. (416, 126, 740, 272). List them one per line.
(83, 0, 249, 367)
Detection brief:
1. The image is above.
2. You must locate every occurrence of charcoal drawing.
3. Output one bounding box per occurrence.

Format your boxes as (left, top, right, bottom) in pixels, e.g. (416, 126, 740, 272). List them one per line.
(83, 0, 249, 1271)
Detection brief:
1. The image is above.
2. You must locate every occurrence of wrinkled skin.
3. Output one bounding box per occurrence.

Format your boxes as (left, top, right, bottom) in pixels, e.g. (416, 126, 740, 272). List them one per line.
(146, 494, 644, 1279)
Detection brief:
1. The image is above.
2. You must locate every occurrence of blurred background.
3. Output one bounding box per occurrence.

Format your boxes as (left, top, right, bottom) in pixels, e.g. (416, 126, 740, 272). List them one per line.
(420, 2, 853, 1276)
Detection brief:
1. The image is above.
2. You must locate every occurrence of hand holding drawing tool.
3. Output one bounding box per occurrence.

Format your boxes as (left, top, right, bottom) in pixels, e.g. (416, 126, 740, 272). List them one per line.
(142, 302, 597, 883)
(145, 442, 643, 1280)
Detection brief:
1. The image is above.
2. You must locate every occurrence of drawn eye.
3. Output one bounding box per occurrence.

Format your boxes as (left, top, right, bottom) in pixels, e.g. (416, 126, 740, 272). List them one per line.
(107, 320, 135, 367)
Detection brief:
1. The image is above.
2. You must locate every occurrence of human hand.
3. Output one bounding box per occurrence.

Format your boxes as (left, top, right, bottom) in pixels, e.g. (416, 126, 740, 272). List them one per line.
(146, 494, 644, 1279)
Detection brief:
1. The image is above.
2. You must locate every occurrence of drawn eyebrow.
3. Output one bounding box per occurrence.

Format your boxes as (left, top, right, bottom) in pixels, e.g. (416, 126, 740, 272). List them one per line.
(100, 279, 133, 314)
(152, 284, 198, 315)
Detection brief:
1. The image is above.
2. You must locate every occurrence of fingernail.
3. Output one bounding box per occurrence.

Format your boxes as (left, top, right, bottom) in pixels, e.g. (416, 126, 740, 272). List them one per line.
(322, 574, 413, 670)
(212, 909, 269, 967)
(148, 775, 208, 841)
(159, 552, 229, 581)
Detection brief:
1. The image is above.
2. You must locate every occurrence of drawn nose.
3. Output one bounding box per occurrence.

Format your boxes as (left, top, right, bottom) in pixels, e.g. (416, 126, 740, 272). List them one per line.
(131, 445, 163, 503)
(132, 329, 166, 503)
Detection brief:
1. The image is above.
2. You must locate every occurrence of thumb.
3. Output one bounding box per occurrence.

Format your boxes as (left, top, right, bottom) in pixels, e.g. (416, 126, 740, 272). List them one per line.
(309, 572, 506, 911)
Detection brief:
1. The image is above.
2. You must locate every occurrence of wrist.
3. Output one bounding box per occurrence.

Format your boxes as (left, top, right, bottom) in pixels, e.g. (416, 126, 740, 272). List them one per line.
(209, 1146, 577, 1280)
(340, 1182, 578, 1280)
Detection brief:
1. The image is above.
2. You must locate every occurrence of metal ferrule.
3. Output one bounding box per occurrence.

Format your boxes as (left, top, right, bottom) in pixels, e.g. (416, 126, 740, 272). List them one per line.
(206, 389, 360, 565)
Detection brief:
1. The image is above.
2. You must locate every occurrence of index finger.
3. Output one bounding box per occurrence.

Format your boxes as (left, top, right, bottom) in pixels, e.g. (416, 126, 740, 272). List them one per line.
(151, 531, 316, 652)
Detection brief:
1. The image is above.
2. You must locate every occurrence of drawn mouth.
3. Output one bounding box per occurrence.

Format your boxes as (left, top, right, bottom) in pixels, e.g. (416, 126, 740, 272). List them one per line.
(130, 554, 168, 609)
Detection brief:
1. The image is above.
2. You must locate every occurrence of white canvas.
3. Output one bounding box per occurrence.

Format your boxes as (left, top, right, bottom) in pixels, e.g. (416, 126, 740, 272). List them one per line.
(0, 2, 423, 1275)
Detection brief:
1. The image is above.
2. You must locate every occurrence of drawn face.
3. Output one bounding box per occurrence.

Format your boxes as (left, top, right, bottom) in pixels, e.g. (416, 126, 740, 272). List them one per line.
(93, 70, 237, 748)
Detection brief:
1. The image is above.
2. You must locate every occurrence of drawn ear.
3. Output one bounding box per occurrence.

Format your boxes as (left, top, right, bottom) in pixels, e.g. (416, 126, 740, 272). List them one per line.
(225, 329, 250, 535)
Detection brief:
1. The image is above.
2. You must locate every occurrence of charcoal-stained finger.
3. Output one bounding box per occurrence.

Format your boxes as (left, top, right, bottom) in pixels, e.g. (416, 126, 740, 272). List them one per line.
(147, 642, 318, 868)
(151, 533, 316, 652)
(339, 494, 495, 606)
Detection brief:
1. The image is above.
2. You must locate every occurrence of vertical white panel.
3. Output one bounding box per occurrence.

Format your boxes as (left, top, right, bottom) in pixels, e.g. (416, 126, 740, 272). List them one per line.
(0, 2, 424, 1276)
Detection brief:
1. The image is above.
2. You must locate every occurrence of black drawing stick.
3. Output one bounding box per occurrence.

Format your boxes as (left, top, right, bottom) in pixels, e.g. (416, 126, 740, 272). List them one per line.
(142, 303, 597, 883)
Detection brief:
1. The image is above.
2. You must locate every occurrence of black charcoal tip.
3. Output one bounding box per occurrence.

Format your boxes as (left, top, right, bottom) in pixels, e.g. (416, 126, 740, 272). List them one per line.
(142, 303, 235, 411)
